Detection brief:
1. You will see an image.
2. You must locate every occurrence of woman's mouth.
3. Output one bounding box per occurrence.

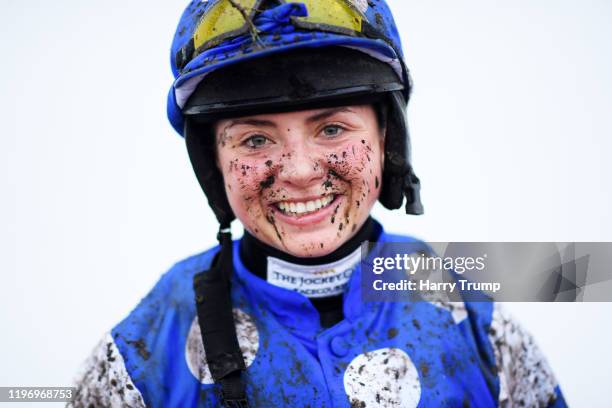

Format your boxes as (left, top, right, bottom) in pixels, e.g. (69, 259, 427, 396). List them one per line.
(271, 194, 342, 226)
(276, 194, 336, 216)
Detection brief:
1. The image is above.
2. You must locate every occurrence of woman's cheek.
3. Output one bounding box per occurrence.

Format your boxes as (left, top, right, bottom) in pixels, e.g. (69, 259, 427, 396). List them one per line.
(324, 141, 380, 190)
(224, 157, 257, 205)
(223, 156, 278, 218)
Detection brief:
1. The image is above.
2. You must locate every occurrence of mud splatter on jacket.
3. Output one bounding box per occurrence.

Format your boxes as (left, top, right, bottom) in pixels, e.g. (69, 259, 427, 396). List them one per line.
(71, 230, 567, 407)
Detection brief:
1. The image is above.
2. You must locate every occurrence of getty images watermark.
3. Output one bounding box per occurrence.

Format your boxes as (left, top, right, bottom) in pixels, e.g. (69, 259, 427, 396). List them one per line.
(371, 251, 499, 294)
(360, 242, 612, 302)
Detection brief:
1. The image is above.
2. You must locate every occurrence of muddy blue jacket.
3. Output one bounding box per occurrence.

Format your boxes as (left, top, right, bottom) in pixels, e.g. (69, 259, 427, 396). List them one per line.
(71, 230, 567, 407)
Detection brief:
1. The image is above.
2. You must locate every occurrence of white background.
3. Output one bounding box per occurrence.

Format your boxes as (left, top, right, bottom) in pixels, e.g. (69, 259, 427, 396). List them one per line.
(1, 0, 611, 406)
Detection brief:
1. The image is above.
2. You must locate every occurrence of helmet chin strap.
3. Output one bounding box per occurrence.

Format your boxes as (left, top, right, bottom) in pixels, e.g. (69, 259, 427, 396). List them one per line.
(193, 218, 251, 408)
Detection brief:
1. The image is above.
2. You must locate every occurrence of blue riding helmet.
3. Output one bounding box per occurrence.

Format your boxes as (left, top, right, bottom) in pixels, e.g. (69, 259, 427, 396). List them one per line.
(168, 0, 410, 133)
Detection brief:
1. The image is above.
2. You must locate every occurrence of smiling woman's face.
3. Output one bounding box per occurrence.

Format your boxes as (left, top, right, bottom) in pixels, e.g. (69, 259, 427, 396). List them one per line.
(214, 104, 385, 257)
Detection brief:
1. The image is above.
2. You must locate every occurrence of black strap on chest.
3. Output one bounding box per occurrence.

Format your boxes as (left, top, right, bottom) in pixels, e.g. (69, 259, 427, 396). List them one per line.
(193, 229, 250, 408)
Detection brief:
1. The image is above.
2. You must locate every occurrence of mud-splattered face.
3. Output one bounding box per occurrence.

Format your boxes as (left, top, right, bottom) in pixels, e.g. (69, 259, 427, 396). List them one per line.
(215, 105, 384, 257)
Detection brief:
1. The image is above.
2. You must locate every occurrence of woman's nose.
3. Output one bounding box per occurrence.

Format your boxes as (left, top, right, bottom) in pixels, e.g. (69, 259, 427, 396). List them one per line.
(277, 143, 325, 187)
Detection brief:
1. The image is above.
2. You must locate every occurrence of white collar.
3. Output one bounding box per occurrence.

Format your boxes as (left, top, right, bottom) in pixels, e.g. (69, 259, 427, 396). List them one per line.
(266, 247, 362, 298)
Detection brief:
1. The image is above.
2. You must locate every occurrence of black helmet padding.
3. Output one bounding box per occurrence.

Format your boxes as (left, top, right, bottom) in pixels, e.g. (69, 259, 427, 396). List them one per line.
(183, 47, 403, 120)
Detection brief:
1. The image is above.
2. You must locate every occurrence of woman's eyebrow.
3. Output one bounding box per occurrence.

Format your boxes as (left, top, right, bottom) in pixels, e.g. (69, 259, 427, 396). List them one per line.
(306, 107, 355, 124)
(226, 118, 277, 128)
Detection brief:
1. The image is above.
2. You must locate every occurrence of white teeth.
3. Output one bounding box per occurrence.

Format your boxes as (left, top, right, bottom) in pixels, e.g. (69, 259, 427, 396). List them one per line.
(277, 195, 335, 215)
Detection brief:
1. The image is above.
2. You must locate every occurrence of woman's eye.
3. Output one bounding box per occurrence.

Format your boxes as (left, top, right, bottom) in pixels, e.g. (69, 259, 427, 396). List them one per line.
(322, 125, 343, 138)
(244, 135, 269, 149)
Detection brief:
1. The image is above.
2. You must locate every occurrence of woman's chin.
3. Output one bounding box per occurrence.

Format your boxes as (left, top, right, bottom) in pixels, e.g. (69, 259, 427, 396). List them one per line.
(276, 230, 349, 258)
